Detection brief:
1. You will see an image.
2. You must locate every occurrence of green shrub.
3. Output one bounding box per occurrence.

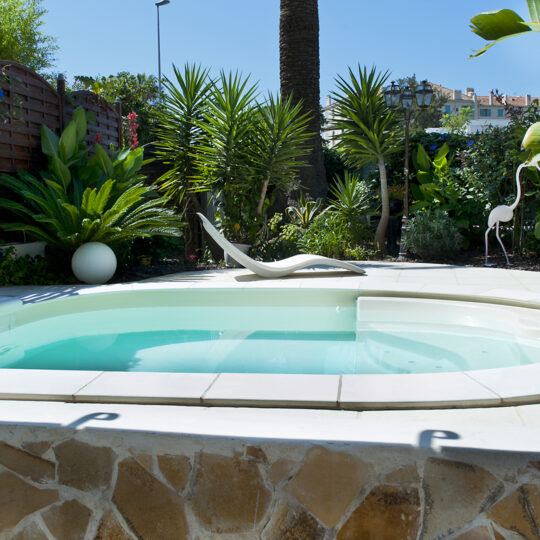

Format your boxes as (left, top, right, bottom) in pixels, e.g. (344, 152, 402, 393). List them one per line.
(299, 211, 372, 260)
(251, 213, 304, 261)
(405, 209, 463, 259)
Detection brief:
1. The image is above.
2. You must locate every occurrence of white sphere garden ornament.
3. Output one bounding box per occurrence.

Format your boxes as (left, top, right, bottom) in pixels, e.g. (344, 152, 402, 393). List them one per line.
(71, 242, 117, 284)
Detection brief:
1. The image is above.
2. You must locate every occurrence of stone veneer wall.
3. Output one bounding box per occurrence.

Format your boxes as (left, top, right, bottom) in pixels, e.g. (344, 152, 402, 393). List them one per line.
(0, 425, 539, 540)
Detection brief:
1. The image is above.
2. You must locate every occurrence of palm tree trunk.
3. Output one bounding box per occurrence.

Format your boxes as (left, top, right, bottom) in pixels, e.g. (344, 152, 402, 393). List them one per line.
(279, 0, 327, 201)
(375, 156, 389, 253)
(257, 176, 270, 215)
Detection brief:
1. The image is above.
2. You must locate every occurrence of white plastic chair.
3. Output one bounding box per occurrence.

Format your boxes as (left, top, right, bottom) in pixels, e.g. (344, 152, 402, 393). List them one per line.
(197, 212, 366, 278)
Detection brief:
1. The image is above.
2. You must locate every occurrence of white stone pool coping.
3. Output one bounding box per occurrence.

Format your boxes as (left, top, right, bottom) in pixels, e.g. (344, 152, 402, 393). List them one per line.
(1, 261, 540, 411)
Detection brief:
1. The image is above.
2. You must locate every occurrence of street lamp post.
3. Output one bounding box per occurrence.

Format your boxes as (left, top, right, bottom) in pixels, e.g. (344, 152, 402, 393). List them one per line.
(155, 0, 170, 94)
(384, 80, 433, 260)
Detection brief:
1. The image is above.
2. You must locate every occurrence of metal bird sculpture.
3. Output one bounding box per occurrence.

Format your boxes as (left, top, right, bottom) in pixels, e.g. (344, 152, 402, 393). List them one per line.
(484, 153, 540, 266)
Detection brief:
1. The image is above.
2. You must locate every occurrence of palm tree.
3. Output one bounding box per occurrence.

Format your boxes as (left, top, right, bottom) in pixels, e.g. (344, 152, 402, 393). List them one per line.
(279, 0, 327, 200)
(331, 66, 401, 253)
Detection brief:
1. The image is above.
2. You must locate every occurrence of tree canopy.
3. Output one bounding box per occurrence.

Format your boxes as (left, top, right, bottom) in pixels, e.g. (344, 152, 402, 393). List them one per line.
(0, 0, 57, 72)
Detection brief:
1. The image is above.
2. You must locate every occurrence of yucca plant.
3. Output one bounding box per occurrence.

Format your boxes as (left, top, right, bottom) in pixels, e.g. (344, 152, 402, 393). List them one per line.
(0, 107, 181, 251)
(331, 66, 401, 253)
(152, 64, 214, 209)
(193, 71, 259, 240)
(195, 71, 258, 193)
(328, 171, 375, 222)
(250, 93, 312, 215)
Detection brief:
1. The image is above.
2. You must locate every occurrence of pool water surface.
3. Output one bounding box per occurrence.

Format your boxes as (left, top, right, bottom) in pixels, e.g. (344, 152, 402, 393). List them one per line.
(1, 292, 539, 374)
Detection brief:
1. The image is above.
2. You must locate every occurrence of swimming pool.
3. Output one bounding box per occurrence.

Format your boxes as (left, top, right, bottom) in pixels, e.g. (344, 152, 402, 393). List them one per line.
(1, 290, 539, 375)
(1, 286, 539, 409)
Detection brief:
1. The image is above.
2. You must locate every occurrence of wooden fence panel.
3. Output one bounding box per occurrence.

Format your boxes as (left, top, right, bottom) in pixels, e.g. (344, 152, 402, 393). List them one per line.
(64, 90, 123, 150)
(0, 61, 123, 175)
(0, 61, 61, 174)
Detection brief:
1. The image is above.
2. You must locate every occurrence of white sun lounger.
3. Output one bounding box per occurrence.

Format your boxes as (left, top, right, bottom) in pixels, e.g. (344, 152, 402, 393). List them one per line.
(197, 212, 366, 278)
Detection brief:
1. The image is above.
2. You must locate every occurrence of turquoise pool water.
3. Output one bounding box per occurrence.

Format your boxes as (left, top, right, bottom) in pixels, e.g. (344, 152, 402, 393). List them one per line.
(2, 328, 538, 374)
(1, 293, 539, 374)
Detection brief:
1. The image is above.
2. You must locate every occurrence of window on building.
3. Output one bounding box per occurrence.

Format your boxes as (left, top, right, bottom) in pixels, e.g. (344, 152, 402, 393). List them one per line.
(497, 109, 504, 117)
(444, 105, 451, 114)
(479, 109, 492, 117)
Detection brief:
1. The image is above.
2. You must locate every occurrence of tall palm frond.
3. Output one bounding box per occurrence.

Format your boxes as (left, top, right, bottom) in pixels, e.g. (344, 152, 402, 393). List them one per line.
(152, 63, 214, 207)
(331, 65, 401, 252)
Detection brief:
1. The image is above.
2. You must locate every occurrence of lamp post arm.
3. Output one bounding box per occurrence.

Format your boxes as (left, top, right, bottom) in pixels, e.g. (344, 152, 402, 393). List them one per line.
(157, 6, 162, 93)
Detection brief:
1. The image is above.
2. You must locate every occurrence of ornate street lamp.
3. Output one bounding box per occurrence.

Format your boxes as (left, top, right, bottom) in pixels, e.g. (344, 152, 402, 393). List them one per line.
(384, 79, 433, 260)
(156, 0, 171, 94)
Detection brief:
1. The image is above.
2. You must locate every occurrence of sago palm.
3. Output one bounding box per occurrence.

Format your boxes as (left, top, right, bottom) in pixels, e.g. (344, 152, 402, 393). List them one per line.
(331, 66, 401, 252)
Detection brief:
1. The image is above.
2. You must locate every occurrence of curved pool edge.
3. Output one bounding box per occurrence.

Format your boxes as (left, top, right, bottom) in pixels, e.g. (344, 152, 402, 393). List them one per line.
(1, 277, 540, 411)
(0, 362, 538, 410)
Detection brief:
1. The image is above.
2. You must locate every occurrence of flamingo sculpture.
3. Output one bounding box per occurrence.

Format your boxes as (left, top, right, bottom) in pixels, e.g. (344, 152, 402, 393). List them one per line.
(485, 155, 540, 265)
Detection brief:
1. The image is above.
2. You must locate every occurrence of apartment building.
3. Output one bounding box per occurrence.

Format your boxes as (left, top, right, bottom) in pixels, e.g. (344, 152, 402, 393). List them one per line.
(322, 85, 540, 143)
(432, 84, 539, 133)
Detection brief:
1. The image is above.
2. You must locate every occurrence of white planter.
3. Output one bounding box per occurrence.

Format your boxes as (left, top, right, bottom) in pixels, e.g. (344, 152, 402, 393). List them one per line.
(224, 243, 251, 268)
(71, 242, 117, 284)
(0, 241, 46, 259)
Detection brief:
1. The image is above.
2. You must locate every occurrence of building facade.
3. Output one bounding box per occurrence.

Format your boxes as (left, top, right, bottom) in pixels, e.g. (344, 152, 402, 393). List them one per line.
(322, 85, 540, 143)
(432, 84, 539, 134)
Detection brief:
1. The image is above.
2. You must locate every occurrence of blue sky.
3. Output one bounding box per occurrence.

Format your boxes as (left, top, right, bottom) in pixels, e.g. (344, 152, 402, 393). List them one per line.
(43, 0, 540, 101)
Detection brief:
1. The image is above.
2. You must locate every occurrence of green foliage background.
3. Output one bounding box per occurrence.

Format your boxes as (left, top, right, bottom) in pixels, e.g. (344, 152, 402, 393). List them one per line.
(0, 0, 57, 72)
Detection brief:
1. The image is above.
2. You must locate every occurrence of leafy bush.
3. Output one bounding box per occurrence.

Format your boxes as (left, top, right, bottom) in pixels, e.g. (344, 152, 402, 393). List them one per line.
(405, 209, 463, 259)
(298, 211, 372, 260)
(0, 107, 181, 252)
(411, 142, 489, 247)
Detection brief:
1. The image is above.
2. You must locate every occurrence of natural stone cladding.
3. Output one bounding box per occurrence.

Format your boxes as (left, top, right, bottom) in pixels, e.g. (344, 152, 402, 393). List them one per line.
(0, 427, 539, 539)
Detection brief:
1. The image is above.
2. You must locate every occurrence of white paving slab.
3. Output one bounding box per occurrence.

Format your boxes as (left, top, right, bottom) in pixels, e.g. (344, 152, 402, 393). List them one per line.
(466, 364, 540, 404)
(0, 369, 101, 401)
(203, 373, 340, 408)
(74, 371, 218, 404)
(340, 372, 501, 409)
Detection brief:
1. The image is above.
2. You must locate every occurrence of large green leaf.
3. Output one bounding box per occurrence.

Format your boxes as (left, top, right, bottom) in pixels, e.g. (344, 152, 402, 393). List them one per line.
(93, 144, 114, 177)
(414, 144, 432, 172)
(58, 121, 78, 162)
(41, 125, 59, 158)
(470, 9, 532, 56)
(528, 0, 540, 21)
(470, 9, 529, 40)
(522, 122, 540, 155)
(50, 156, 71, 189)
(71, 106, 87, 143)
